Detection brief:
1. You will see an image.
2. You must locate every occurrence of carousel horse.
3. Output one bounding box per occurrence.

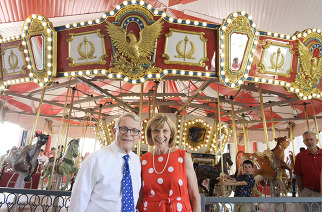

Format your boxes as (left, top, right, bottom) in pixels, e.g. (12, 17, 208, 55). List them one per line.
(0, 133, 49, 181)
(194, 153, 233, 195)
(40, 138, 80, 190)
(236, 136, 292, 196)
(0, 147, 19, 179)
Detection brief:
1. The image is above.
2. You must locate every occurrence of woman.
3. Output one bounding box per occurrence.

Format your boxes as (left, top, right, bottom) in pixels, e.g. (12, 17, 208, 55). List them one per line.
(138, 114, 201, 212)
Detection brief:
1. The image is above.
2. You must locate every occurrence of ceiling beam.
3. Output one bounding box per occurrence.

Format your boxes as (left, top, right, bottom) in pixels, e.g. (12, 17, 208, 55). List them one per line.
(221, 97, 301, 116)
(77, 77, 137, 113)
(175, 78, 213, 115)
(5, 91, 100, 115)
(28, 78, 79, 96)
(240, 84, 290, 99)
(232, 115, 322, 125)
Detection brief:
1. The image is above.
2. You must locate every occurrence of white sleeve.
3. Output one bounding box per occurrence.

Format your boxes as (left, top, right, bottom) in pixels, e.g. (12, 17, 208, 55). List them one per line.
(69, 158, 96, 212)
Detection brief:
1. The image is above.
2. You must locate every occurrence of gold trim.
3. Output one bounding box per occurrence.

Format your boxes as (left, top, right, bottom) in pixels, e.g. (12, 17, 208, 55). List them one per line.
(1, 44, 26, 76)
(24, 15, 57, 85)
(163, 28, 208, 67)
(221, 15, 255, 84)
(183, 119, 210, 149)
(115, 5, 154, 22)
(258, 40, 294, 77)
(67, 29, 108, 67)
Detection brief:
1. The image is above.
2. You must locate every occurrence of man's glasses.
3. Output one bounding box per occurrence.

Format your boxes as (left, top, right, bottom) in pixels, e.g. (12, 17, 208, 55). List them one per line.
(118, 126, 141, 136)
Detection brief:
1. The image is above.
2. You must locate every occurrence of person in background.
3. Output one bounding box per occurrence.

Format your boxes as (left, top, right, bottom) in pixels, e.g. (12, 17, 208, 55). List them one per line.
(46, 147, 56, 158)
(37, 149, 48, 172)
(69, 113, 142, 212)
(138, 114, 200, 212)
(220, 160, 255, 211)
(294, 131, 322, 211)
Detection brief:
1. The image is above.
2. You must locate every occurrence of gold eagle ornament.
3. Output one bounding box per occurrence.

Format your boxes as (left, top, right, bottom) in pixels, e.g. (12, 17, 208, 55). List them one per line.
(297, 40, 322, 87)
(105, 18, 163, 70)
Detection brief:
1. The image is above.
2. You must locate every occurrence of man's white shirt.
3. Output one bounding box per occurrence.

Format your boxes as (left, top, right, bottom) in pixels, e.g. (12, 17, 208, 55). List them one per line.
(69, 142, 141, 212)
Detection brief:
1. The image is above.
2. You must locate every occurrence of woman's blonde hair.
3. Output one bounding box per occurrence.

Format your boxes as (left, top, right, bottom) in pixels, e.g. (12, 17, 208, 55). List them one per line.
(145, 114, 177, 147)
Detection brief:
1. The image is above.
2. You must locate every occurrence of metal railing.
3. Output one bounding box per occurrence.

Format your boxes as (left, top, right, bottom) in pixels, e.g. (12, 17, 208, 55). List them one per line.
(0, 187, 71, 212)
(201, 194, 322, 212)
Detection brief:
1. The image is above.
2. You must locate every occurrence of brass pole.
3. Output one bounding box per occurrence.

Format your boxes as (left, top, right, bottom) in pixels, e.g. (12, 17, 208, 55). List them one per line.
(47, 82, 71, 190)
(152, 81, 159, 117)
(290, 123, 296, 164)
(95, 105, 102, 151)
(63, 87, 76, 150)
(217, 83, 225, 194)
(270, 106, 277, 146)
(0, 96, 7, 121)
(29, 87, 46, 145)
(258, 84, 270, 150)
(304, 103, 310, 131)
(137, 83, 144, 157)
(148, 96, 151, 120)
(242, 119, 248, 153)
(311, 100, 321, 148)
(231, 104, 238, 156)
(246, 123, 250, 153)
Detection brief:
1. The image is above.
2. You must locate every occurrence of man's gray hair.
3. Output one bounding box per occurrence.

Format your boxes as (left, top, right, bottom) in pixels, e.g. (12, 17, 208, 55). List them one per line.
(114, 113, 142, 130)
(303, 131, 317, 138)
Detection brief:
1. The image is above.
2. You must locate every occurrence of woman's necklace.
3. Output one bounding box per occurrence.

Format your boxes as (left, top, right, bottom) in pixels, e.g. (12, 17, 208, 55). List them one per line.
(153, 147, 171, 174)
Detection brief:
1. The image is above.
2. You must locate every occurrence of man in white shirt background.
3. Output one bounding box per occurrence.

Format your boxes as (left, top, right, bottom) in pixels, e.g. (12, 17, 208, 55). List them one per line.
(37, 149, 48, 172)
(69, 113, 142, 212)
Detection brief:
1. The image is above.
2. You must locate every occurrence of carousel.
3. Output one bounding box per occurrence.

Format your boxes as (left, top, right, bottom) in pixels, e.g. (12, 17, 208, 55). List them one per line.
(0, 0, 322, 211)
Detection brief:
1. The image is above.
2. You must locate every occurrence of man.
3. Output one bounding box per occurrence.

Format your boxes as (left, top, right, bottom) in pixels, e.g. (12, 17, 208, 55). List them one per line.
(69, 113, 142, 212)
(294, 131, 322, 198)
(37, 149, 48, 172)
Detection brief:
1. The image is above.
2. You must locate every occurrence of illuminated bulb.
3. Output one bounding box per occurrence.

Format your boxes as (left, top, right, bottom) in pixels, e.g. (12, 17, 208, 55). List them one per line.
(88, 20, 93, 25)
(22, 41, 26, 45)
(80, 22, 85, 26)
(238, 80, 243, 84)
(233, 12, 238, 17)
(44, 78, 48, 82)
(47, 46, 52, 50)
(48, 37, 52, 42)
(205, 72, 210, 77)
(71, 72, 75, 76)
(297, 33, 302, 38)
(241, 11, 245, 15)
(295, 89, 299, 93)
(268, 79, 273, 84)
(25, 57, 30, 61)
(124, 77, 129, 81)
(280, 34, 285, 38)
(123, 1, 128, 5)
(93, 69, 98, 74)
(47, 54, 52, 59)
(110, 11, 115, 15)
(95, 19, 100, 23)
(254, 40, 258, 45)
(116, 5, 121, 9)
(303, 96, 307, 100)
(252, 23, 256, 27)
(140, 78, 145, 82)
(78, 71, 83, 75)
(290, 87, 295, 92)
(154, 10, 158, 15)
(220, 62, 224, 66)
(202, 22, 207, 26)
(27, 65, 31, 69)
(299, 93, 303, 97)
(86, 70, 91, 75)
(255, 31, 260, 36)
(26, 78, 30, 82)
(117, 73, 121, 78)
(197, 72, 202, 76)
(292, 36, 296, 40)
(33, 79, 38, 83)
(148, 73, 152, 78)
(227, 19, 231, 24)
(64, 72, 68, 77)
(169, 18, 174, 22)
(194, 21, 199, 25)
(131, 0, 136, 3)
(22, 33, 26, 37)
(267, 32, 272, 35)
(101, 70, 106, 74)
(186, 20, 190, 24)
(140, 0, 144, 5)
(280, 81, 285, 86)
(248, 15, 252, 20)
(274, 80, 279, 85)
(225, 78, 229, 83)
(308, 29, 312, 34)
(65, 24, 70, 28)
(29, 73, 33, 77)
(244, 74, 248, 78)
(108, 74, 113, 78)
(308, 95, 312, 99)
(177, 19, 182, 23)
(156, 73, 161, 78)
(303, 33, 307, 37)
(261, 79, 266, 83)
(274, 33, 278, 37)
(32, 14, 36, 19)
(46, 29, 51, 33)
(47, 63, 52, 67)
(222, 26, 226, 31)
(162, 13, 166, 17)
(38, 16, 42, 20)
(255, 78, 259, 82)
(286, 35, 290, 39)
(313, 28, 317, 32)
(147, 4, 152, 9)
(286, 83, 290, 87)
(221, 71, 225, 75)
(27, 18, 31, 23)
(164, 70, 168, 74)
(231, 83, 236, 88)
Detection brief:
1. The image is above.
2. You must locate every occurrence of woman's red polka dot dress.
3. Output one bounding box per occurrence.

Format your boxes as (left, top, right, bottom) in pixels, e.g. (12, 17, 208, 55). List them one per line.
(140, 149, 192, 212)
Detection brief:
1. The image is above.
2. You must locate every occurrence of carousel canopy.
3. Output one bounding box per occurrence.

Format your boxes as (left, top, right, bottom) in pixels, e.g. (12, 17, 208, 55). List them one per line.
(0, 0, 321, 147)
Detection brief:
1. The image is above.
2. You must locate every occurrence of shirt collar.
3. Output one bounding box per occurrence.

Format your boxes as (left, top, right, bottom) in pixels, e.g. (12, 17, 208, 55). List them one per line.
(304, 147, 322, 155)
(110, 141, 133, 159)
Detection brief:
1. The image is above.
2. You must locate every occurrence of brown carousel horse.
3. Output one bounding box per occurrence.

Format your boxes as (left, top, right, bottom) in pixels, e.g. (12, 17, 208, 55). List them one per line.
(0, 132, 50, 181)
(236, 136, 292, 196)
(194, 153, 233, 196)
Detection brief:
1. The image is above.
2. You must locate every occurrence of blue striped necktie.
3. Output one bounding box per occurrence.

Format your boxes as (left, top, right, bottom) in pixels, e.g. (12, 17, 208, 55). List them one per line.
(122, 154, 135, 212)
